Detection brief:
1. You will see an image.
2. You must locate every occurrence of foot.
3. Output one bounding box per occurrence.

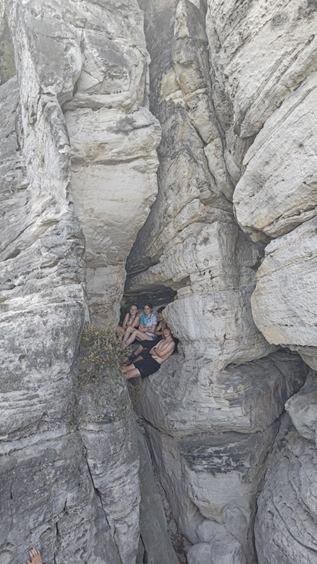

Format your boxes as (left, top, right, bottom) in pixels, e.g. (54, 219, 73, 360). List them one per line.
(27, 548, 42, 564)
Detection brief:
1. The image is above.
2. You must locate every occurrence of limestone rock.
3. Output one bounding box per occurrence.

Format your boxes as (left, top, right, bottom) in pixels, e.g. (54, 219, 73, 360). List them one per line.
(143, 420, 279, 563)
(137, 428, 179, 564)
(136, 351, 307, 438)
(255, 421, 317, 564)
(286, 370, 317, 443)
(128, 0, 233, 279)
(76, 368, 141, 564)
(0, 432, 121, 564)
(65, 105, 161, 326)
(251, 217, 317, 369)
(234, 72, 317, 240)
(187, 538, 247, 564)
(206, 0, 317, 139)
(0, 1, 159, 561)
(0, 0, 15, 85)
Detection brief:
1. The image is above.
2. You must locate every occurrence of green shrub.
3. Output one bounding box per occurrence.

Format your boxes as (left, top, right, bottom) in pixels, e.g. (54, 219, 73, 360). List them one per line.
(79, 323, 130, 383)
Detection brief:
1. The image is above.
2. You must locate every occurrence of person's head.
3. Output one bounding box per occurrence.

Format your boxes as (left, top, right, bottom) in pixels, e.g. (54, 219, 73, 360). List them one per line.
(144, 303, 153, 314)
(129, 304, 138, 315)
(163, 326, 172, 339)
(157, 306, 165, 321)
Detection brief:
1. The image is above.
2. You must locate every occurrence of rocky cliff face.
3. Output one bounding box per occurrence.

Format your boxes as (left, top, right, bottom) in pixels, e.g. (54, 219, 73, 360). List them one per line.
(1, 0, 317, 563)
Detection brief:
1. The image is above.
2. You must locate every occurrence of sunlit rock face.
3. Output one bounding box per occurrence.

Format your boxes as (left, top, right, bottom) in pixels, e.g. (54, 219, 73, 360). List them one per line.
(5, 0, 160, 328)
(2, 0, 317, 563)
(255, 417, 317, 564)
(123, 1, 309, 563)
(61, 0, 161, 326)
(221, 0, 317, 562)
(251, 218, 317, 369)
(0, 1, 161, 562)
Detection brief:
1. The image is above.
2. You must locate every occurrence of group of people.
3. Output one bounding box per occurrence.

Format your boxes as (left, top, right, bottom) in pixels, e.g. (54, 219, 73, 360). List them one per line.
(117, 303, 176, 380)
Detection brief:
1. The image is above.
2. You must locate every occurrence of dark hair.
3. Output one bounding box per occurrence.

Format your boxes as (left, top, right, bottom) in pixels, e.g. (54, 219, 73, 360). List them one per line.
(130, 304, 138, 309)
(144, 302, 153, 310)
(157, 306, 165, 314)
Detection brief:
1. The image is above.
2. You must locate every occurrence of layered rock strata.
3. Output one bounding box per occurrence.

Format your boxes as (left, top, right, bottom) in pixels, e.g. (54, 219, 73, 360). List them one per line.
(222, 1, 317, 562)
(2, 0, 316, 563)
(76, 366, 141, 564)
(0, 0, 160, 562)
(255, 416, 317, 564)
(124, 1, 310, 563)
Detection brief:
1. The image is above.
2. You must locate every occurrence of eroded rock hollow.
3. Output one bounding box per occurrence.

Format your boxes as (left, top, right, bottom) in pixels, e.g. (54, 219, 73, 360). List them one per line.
(1, 0, 317, 563)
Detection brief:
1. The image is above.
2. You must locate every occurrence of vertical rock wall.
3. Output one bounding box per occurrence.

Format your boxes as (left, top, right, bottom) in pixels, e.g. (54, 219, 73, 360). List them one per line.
(208, 0, 317, 562)
(62, 0, 161, 326)
(121, 0, 317, 562)
(1, 0, 317, 563)
(0, 1, 161, 562)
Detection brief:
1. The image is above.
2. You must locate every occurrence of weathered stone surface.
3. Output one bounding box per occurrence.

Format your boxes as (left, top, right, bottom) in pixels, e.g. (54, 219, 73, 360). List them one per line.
(137, 427, 179, 564)
(0, 0, 15, 85)
(76, 367, 141, 564)
(251, 218, 317, 369)
(0, 432, 121, 564)
(206, 0, 317, 140)
(187, 538, 247, 564)
(144, 420, 279, 563)
(128, 0, 233, 279)
(0, 1, 159, 562)
(66, 105, 161, 326)
(11, 0, 160, 328)
(234, 72, 317, 240)
(3, 1, 316, 563)
(137, 351, 306, 438)
(124, 3, 310, 563)
(286, 370, 317, 443)
(255, 419, 317, 564)
(0, 30, 122, 564)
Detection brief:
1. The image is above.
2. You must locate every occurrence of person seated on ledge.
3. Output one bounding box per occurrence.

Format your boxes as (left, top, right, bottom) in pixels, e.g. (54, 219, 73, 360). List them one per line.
(122, 327, 175, 380)
(117, 304, 140, 341)
(123, 303, 157, 345)
(155, 306, 167, 337)
(126, 305, 167, 364)
(27, 549, 42, 564)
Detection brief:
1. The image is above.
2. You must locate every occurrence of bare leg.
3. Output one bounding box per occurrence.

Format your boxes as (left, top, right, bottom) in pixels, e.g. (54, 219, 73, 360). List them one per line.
(117, 326, 125, 340)
(122, 363, 136, 374)
(124, 368, 141, 380)
(126, 330, 153, 346)
(27, 549, 42, 564)
(123, 326, 135, 342)
(122, 358, 144, 374)
(133, 344, 144, 357)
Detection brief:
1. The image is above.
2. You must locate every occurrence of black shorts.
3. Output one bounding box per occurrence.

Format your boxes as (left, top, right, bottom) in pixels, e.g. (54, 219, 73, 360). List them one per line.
(134, 356, 161, 379)
(139, 347, 153, 360)
(140, 338, 159, 349)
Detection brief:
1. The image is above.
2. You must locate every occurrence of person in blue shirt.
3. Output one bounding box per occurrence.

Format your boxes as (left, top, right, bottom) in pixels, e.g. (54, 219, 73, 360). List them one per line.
(124, 303, 158, 346)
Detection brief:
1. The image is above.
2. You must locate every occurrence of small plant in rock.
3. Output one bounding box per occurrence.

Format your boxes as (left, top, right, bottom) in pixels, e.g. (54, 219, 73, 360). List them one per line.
(79, 323, 130, 384)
